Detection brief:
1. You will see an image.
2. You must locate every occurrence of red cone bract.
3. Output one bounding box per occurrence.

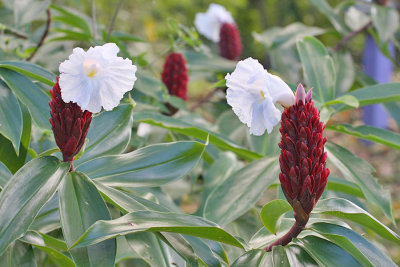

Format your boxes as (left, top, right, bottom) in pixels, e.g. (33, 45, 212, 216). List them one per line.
(219, 23, 242, 60)
(161, 52, 189, 100)
(49, 78, 92, 166)
(265, 84, 329, 251)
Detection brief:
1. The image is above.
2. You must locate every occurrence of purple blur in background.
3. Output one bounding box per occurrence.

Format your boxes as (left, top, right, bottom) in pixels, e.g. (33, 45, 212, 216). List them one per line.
(362, 35, 395, 129)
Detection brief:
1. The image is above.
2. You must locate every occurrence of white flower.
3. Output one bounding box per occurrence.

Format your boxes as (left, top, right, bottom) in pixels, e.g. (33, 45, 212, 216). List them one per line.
(226, 58, 295, 135)
(59, 43, 137, 113)
(194, 3, 234, 43)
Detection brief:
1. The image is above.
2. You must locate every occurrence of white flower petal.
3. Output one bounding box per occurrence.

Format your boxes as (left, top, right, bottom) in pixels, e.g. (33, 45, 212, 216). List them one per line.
(194, 3, 234, 42)
(266, 73, 295, 107)
(226, 87, 256, 127)
(263, 100, 282, 134)
(226, 57, 292, 135)
(59, 43, 137, 113)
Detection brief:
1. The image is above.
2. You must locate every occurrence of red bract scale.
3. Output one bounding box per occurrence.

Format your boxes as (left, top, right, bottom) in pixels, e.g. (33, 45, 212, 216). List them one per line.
(265, 84, 329, 252)
(49, 78, 92, 170)
(161, 52, 189, 101)
(219, 23, 242, 60)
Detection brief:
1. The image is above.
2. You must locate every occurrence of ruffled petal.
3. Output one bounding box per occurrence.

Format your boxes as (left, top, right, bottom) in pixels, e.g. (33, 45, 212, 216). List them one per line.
(194, 3, 234, 42)
(59, 43, 137, 113)
(226, 57, 292, 135)
(226, 87, 256, 127)
(226, 58, 268, 96)
(226, 58, 268, 127)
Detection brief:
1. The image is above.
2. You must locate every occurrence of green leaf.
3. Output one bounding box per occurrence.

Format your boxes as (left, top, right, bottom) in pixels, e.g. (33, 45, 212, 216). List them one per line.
(313, 198, 400, 245)
(94, 181, 169, 212)
(29, 196, 60, 234)
(50, 29, 92, 42)
(254, 22, 325, 50)
(294, 236, 360, 267)
(285, 245, 319, 266)
(333, 51, 355, 95)
(309, 0, 350, 35)
(324, 95, 359, 108)
(231, 250, 273, 267)
(325, 142, 393, 220)
(0, 156, 69, 255)
(0, 102, 31, 174)
(1, 240, 36, 267)
(272, 246, 291, 267)
(134, 112, 263, 161)
(198, 152, 242, 215)
(327, 124, 400, 150)
(70, 211, 244, 249)
(260, 199, 293, 234)
(371, 5, 399, 43)
(297, 37, 336, 105)
(22, 231, 67, 251)
(341, 83, 400, 110)
(108, 32, 145, 42)
(327, 176, 365, 199)
(0, 61, 56, 86)
(134, 70, 165, 101)
(14, 0, 50, 25)
(21, 231, 74, 267)
(203, 157, 279, 225)
(310, 222, 397, 267)
(0, 81, 22, 153)
(0, 69, 50, 130)
(51, 4, 91, 35)
(126, 232, 180, 267)
(384, 102, 400, 128)
(79, 141, 205, 187)
(0, 162, 11, 189)
(159, 233, 200, 266)
(59, 172, 116, 267)
(183, 50, 236, 72)
(183, 235, 227, 267)
(75, 104, 134, 165)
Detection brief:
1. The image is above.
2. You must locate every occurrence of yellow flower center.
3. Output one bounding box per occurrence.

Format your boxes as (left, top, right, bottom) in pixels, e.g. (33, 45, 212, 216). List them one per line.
(260, 90, 266, 100)
(83, 58, 100, 77)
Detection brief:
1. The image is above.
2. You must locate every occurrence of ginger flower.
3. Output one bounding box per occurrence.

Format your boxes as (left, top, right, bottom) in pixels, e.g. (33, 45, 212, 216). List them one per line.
(161, 52, 189, 100)
(225, 58, 295, 135)
(59, 43, 137, 113)
(194, 3, 234, 43)
(49, 78, 92, 171)
(265, 84, 329, 251)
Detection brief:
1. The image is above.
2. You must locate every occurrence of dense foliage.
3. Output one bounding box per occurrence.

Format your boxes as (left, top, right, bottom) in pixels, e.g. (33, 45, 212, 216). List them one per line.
(0, 0, 399, 266)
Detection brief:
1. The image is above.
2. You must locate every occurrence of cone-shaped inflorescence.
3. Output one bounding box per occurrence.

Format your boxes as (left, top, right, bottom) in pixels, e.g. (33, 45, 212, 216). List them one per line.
(219, 23, 242, 60)
(161, 52, 189, 101)
(265, 84, 330, 252)
(49, 78, 92, 170)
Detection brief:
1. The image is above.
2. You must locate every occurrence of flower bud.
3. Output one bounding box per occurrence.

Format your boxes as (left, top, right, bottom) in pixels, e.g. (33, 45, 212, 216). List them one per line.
(219, 23, 242, 60)
(49, 78, 92, 169)
(265, 84, 329, 251)
(161, 52, 189, 101)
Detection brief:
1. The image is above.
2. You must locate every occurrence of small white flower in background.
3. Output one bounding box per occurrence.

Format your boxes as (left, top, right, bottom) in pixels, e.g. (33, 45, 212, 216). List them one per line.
(194, 3, 234, 43)
(59, 43, 137, 113)
(225, 58, 295, 136)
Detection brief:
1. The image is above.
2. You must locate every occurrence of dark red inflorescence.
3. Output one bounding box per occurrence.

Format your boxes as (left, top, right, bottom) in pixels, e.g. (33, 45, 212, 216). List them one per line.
(265, 84, 329, 252)
(161, 52, 189, 101)
(49, 78, 92, 169)
(219, 23, 242, 61)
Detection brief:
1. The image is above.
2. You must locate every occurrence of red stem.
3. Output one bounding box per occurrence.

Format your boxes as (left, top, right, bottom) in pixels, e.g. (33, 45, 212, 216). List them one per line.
(27, 9, 51, 61)
(264, 217, 308, 252)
